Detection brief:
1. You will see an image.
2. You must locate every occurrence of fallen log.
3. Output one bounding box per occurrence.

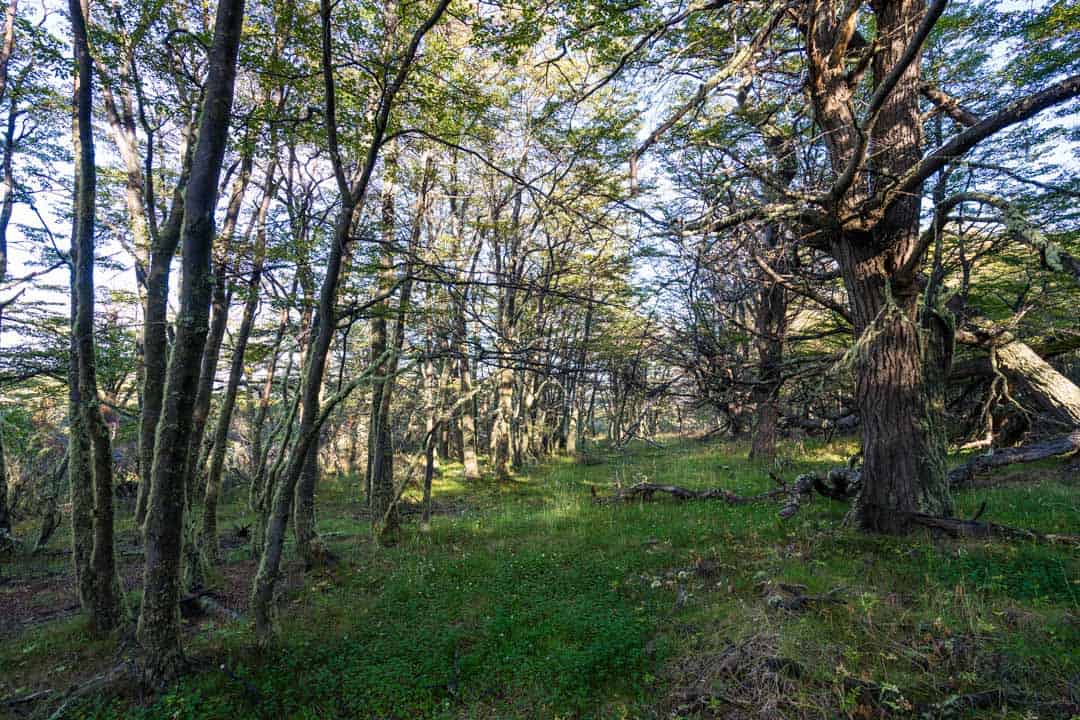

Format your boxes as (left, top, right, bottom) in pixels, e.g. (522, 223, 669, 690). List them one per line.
(593, 481, 786, 506)
(948, 430, 1080, 487)
(899, 511, 1080, 546)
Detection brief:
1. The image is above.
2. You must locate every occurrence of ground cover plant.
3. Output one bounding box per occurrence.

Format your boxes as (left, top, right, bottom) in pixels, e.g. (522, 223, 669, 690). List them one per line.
(3, 438, 1076, 719)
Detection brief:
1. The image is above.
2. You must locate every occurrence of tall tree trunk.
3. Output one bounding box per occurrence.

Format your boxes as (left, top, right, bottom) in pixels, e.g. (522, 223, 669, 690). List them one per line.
(492, 361, 514, 480)
(0, 42, 13, 549)
(137, 0, 245, 684)
(202, 166, 277, 564)
(458, 336, 481, 479)
(0, 0, 15, 541)
(749, 270, 787, 460)
(185, 154, 252, 506)
(248, 290, 291, 521)
(134, 149, 191, 526)
(68, 264, 93, 607)
(251, 0, 450, 638)
(369, 153, 430, 537)
(70, 0, 122, 633)
(749, 129, 795, 460)
(366, 148, 396, 509)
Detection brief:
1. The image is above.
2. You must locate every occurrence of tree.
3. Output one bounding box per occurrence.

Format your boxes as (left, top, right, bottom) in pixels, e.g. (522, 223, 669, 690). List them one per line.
(69, 0, 122, 633)
(136, 0, 246, 683)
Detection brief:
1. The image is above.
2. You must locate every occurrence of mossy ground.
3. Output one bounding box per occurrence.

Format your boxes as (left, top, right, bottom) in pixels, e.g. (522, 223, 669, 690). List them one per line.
(1, 437, 1076, 719)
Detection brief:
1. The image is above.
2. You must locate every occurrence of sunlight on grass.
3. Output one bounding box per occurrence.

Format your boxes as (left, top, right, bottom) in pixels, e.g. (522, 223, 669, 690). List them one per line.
(4, 437, 1077, 719)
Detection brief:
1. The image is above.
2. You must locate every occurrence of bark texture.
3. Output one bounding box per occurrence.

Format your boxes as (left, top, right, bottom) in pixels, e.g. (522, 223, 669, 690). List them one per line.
(805, 0, 952, 531)
(70, 0, 122, 632)
(137, 0, 246, 684)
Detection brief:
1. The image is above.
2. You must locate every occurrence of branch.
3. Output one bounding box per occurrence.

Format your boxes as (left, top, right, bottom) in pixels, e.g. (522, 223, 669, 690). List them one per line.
(825, 0, 948, 204)
(884, 73, 1080, 209)
(629, 6, 784, 185)
(751, 252, 853, 323)
(920, 82, 979, 127)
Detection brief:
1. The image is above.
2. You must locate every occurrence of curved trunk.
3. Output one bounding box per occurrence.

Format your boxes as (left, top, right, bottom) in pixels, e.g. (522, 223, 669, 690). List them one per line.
(994, 341, 1080, 426)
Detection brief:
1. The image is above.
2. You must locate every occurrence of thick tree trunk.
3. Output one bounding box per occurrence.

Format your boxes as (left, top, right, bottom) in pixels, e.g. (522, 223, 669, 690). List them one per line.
(70, 0, 122, 632)
(804, 0, 952, 532)
(137, 0, 245, 685)
(837, 243, 952, 532)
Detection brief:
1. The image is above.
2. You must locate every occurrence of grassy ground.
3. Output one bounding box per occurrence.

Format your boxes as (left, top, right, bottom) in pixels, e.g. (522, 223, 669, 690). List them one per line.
(1, 437, 1077, 719)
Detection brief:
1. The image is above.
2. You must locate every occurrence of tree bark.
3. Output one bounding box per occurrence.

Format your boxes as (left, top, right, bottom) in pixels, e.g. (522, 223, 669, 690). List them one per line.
(807, 0, 952, 532)
(993, 341, 1080, 427)
(137, 0, 246, 684)
(184, 153, 253, 511)
(134, 147, 192, 526)
(70, 0, 122, 632)
(0, 0, 16, 545)
(366, 146, 396, 510)
(68, 262, 93, 609)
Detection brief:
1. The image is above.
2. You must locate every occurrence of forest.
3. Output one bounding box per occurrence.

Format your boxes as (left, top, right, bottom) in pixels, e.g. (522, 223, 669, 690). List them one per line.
(0, 0, 1077, 716)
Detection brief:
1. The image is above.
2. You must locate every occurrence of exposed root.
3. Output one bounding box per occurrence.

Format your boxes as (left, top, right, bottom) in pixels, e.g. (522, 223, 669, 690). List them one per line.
(759, 581, 846, 612)
(777, 468, 861, 519)
(42, 661, 137, 720)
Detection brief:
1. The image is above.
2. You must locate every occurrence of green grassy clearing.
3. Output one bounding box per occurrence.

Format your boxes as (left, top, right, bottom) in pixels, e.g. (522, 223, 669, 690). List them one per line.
(1, 437, 1077, 719)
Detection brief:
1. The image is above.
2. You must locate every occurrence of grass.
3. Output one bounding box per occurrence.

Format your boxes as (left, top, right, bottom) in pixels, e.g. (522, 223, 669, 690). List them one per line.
(1, 436, 1077, 719)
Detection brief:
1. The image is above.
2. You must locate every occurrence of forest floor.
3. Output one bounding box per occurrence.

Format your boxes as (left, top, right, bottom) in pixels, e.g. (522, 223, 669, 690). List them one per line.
(1, 437, 1077, 719)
